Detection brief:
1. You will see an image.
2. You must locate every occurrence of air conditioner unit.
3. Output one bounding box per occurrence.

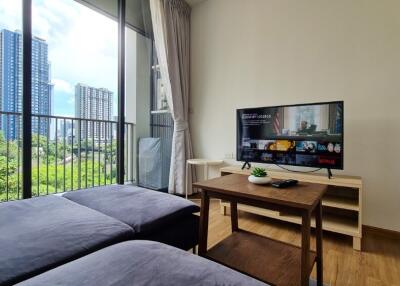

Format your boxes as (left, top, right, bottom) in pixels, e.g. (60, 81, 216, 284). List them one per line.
(138, 137, 170, 191)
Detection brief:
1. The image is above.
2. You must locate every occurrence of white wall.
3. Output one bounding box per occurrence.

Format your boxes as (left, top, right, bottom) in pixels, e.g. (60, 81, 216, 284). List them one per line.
(190, 0, 400, 231)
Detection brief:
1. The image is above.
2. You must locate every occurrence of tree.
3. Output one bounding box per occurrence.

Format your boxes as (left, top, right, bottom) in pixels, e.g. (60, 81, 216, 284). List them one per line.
(0, 155, 19, 202)
(0, 130, 118, 202)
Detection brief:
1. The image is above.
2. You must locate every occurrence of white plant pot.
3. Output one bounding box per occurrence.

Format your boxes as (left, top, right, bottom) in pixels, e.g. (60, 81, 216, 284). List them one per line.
(248, 175, 272, 185)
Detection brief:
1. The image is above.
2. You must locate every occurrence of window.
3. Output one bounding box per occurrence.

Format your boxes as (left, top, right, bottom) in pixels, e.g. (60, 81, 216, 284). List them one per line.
(286, 104, 330, 133)
(291, 106, 320, 130)
(0, 0, 23, 201)
(0, 0, 154, 202)
(30, 0, 118, 195)
(33, 0, 118, 119)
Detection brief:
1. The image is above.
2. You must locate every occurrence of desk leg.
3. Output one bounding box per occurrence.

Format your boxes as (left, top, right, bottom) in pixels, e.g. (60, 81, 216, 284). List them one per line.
(315, 201, 323, 286)
(199, 190, 210, 256)
(301, 210, 311, 286)
(230, 201, 238, 232)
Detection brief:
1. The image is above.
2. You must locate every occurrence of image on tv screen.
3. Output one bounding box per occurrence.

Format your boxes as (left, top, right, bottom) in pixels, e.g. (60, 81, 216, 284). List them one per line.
(237, 101, 343, 169)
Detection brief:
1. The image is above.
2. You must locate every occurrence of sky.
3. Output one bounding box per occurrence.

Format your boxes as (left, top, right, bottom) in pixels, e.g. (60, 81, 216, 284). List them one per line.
(0, 0, 118, 117)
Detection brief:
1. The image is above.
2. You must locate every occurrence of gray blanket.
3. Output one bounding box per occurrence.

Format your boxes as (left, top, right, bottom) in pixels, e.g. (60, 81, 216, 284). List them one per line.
(0, 195, 134, 286)
(62, 185, 200, 235)
(17, 241, 268, 286)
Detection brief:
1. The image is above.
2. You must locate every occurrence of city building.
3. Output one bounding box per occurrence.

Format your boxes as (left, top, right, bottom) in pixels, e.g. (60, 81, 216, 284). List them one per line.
(0, 29, 53, 140)
(57, 119, 73, 142)
(75, 83, 113, 141)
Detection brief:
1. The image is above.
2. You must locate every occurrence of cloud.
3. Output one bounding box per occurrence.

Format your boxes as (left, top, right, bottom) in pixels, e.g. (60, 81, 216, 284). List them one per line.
(67, 97, 75, 105)
(0, 0, 22, 31)
(53, 78, 74, 94)
(32, 0, 80, 47)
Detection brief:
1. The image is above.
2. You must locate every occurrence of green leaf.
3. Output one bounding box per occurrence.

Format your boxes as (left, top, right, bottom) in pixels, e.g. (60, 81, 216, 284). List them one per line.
(251, 167, 267, 177)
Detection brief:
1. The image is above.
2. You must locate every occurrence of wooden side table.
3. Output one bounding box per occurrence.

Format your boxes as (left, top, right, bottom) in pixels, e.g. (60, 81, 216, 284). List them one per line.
(185, 159, 223, 199)
(193, 174, 326, 286)
(219, 165, 363, 251)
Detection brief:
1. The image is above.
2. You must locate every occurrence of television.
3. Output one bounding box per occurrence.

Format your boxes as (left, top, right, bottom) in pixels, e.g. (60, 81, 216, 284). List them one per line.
(237, 101, 344, 172)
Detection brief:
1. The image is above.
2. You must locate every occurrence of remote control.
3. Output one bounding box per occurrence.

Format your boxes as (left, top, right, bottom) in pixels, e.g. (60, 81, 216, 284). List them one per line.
(271, 179, 299, 188)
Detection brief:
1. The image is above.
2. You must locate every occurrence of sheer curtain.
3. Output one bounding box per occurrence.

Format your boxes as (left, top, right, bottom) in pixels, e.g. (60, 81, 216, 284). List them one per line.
(150, 0, 195, 195)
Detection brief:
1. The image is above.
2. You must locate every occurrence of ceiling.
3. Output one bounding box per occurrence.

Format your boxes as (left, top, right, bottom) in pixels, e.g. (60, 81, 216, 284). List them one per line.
(75, 0, 205, 38)
(76, 0, 153, 37)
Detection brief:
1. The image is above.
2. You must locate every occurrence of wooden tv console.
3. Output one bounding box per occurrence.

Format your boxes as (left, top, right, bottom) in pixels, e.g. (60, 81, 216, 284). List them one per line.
(219, 166, 363, 251)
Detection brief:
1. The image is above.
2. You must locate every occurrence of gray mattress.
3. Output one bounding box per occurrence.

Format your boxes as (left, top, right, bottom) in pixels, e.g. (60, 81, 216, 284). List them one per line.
(0, 195, 134, 286)
(62, 185, 200, 235)
(17, 241, 268, 286)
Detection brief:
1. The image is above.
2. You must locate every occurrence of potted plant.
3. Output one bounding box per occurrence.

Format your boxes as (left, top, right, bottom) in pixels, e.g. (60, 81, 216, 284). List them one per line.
(248, 167, 272, 185)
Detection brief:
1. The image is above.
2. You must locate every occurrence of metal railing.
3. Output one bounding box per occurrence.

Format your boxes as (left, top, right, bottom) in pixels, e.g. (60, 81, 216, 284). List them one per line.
(0, 111, 135, 202)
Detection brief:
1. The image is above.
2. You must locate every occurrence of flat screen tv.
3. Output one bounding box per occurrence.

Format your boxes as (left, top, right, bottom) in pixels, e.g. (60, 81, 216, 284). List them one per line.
(237, 101, 344, 171)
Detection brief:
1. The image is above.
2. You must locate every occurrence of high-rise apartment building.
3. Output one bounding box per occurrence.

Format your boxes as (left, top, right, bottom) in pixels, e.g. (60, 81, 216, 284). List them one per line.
(0, 29, 53, 140)
(75, 83, 113, 140)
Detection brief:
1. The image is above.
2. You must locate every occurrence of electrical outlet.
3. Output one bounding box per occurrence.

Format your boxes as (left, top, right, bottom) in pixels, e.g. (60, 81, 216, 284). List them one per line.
(224, 152, 234, 159)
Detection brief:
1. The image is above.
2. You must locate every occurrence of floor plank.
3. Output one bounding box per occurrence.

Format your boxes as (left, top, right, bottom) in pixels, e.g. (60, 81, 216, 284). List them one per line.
(191, 199, 400, 286)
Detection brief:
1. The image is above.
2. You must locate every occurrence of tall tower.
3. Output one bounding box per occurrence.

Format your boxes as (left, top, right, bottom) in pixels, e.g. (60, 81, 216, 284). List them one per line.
(0, 29, 52, 140)
(31, 35, 53, 136)
(0, 29, 22, 140)
(75, 83, 113, 141)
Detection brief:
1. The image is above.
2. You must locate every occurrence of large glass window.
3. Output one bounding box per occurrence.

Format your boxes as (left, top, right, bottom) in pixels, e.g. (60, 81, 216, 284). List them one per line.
(31, 0, 118, 196)
(0, 0, 23, 201)
(0, 0, 154, 202)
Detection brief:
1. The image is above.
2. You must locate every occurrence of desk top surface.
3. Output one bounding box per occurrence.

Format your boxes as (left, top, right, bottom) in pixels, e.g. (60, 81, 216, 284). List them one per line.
(193, 174, 326, 210)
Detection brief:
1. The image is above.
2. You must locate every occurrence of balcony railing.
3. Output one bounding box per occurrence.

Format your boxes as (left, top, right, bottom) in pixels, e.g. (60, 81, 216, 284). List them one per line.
(0, 111, 135, 202)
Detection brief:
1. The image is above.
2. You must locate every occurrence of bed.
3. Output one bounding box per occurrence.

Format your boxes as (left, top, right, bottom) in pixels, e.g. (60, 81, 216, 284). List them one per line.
(16, 241, 268, 286)
(0, 195, 134, 285)
(62, 185, 200, 250)
(0, 186, 200, 285)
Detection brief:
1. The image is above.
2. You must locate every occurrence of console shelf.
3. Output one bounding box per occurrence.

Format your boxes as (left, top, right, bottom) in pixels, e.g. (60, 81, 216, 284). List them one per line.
(322, 194, 359, 211)
(219, 166, 363, 250)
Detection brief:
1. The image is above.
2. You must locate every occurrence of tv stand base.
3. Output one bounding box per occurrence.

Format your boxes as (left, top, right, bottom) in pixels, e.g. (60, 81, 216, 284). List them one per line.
(327, 168, 333, 179)
(241, 161, 251, 170)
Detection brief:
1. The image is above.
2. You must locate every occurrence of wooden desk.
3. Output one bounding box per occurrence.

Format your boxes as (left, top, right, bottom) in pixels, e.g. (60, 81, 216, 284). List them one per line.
(193, 174, 326, 286)
(220, 166, 363, 251)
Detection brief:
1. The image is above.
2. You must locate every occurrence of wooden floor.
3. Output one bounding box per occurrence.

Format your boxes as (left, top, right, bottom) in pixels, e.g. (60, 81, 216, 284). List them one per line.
(191, 198, 400, 286)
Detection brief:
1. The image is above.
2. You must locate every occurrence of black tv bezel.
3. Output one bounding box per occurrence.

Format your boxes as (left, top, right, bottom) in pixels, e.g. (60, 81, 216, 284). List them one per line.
(236, 100, 344, 170)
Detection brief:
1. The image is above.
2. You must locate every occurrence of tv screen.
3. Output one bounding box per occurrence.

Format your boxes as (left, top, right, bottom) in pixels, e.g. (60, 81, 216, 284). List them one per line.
(237, 101, 344, 170)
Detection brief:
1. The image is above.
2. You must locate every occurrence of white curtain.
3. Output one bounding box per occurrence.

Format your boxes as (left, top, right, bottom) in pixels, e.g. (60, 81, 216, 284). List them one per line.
(150, 0, 195, 195)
